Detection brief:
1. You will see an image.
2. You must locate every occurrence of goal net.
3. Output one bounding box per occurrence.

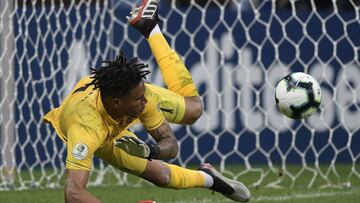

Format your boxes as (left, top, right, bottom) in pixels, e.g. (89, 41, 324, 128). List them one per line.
(1, 0, 359, 190)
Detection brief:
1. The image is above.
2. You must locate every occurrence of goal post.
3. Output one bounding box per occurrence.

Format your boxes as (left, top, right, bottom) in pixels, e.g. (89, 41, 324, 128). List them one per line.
(0, 0, 16, 187)
(0, 0, 359, 190)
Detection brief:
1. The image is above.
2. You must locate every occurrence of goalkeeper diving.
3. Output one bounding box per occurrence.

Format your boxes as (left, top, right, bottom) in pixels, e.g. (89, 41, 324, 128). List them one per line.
(43, 0, 251, 202)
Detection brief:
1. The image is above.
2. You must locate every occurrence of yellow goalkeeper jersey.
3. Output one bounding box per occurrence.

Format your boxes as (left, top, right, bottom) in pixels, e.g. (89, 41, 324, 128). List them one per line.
(43, 76, 164, 170)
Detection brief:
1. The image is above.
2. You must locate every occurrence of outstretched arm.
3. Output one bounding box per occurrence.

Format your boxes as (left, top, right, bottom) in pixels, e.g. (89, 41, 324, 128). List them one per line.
(65, 169, 100, 203)
(147, 119, 179, 159)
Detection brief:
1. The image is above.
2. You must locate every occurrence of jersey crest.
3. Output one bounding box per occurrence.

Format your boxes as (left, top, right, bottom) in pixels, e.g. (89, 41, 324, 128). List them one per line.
(72, 143, 89, 160)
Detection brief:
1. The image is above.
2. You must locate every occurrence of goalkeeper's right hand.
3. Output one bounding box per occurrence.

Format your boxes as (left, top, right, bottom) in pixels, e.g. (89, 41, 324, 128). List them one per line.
(114, 136, 160, 160)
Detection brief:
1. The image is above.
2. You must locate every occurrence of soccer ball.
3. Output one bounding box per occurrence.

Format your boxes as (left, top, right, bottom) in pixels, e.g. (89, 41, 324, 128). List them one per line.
(275, 72, 321, 119)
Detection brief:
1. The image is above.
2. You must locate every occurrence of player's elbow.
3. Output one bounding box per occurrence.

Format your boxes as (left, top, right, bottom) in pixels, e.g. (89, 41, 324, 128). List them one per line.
(167, 139, 179, 159)
(172, 146, 179, 159)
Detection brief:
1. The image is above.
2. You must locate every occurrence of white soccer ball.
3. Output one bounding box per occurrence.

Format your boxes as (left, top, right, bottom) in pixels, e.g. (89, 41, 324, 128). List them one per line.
(275, 72, 321, 119)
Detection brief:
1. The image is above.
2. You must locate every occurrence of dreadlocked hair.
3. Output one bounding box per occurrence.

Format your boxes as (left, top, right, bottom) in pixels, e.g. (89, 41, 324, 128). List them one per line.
(88, 51, 150, 98)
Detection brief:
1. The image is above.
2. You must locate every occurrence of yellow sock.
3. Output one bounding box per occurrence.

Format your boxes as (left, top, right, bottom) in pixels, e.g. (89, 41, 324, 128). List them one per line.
(148, 33, 199, 97)
(164, 163, 206, 189)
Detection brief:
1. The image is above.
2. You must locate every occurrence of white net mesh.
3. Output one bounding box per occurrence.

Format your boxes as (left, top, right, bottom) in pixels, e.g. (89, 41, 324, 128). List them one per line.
(0, 0, 359, 190)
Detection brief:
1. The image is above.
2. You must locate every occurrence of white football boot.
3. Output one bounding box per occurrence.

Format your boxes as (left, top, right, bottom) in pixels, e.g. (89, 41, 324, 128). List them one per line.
(199, 163, 251, 202)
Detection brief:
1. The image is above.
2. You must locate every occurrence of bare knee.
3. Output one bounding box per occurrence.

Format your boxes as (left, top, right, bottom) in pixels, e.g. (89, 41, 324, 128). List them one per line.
(140, 160, 171, 187)
(153, 168, 171, 186)
(183, 96, 203, 124)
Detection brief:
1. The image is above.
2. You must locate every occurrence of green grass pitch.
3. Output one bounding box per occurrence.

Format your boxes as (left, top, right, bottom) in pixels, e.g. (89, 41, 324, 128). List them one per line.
(1, 185, 359, 203)
(0, 164, 359, 203)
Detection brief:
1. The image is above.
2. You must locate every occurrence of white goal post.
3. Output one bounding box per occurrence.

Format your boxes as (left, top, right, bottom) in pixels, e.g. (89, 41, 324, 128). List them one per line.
(0, 0, 359, 190)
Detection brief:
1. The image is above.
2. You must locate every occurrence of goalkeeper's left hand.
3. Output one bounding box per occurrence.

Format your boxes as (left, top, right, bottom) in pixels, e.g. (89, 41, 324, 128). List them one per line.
(114, 136, 160, 160)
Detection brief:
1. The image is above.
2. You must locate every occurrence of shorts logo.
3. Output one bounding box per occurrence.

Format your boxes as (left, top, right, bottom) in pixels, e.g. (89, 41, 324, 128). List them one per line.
(72, 143, 88, 160)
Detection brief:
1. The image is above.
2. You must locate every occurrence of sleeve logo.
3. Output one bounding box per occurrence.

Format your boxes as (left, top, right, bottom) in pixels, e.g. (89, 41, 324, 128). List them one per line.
(72, 143, 89, 160)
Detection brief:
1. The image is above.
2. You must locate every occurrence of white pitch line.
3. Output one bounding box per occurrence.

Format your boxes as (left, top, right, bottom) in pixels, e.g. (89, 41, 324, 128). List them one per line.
(253, 190, 356, 202)
(171, 190, 357, 203)
(172, 198, 231, 203)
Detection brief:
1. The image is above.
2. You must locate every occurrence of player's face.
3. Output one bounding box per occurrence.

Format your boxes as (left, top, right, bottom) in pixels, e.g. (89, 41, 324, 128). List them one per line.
(120, 80, 148, 117)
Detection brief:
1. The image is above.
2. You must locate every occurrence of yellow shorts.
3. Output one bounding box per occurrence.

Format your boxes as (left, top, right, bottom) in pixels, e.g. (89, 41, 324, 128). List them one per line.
(146, 83, 186, 124)
(94, 130, 148, 175)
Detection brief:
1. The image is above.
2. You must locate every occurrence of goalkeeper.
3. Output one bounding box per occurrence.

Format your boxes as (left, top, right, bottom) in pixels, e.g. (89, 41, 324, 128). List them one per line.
(43, 0, 250, 202)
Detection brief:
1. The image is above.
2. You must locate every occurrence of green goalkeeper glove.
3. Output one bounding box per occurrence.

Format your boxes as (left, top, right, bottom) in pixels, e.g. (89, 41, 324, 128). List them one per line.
(114, 136, 160, 160)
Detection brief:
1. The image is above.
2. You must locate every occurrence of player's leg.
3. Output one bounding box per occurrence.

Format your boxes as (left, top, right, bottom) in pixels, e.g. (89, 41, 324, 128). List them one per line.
(141, 160, 251, 202)
(147, 32, 202, 125)
(140, 159, 207, 188)
(98, 146, 251, 202)
(128, 0, 202, 125)
(95, 131, 205, 187)
(96, 130, 250, 202)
